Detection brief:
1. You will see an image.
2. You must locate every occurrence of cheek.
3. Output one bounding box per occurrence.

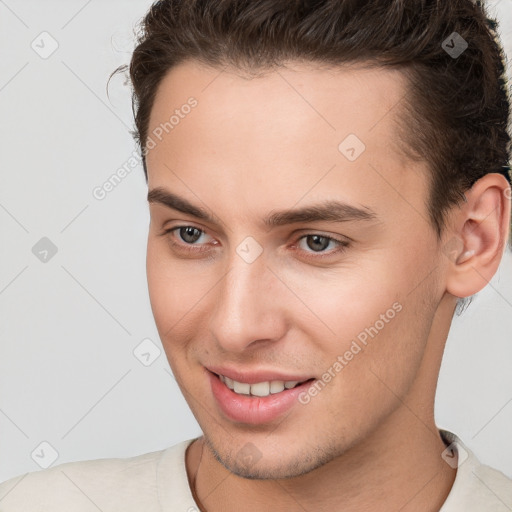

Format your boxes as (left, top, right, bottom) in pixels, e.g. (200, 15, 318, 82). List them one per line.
(146, 238, 222, 349)
(330, 276, 438, 417)
(146, 240, 192, 338)
(275, 260, 402, 346)
(279, 255, 432, 395)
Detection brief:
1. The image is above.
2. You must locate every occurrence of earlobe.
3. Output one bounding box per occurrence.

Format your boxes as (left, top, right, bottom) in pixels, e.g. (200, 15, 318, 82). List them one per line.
(445, 173, 511, 299)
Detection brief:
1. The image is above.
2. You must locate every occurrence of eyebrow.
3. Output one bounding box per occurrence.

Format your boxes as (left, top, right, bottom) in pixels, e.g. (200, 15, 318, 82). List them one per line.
(147, 187, 378, 227)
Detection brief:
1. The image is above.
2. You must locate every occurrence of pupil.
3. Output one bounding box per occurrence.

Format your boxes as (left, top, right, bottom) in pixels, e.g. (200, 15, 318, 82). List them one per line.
(307, 235, 329, 252)
(181, 227, 200, 243)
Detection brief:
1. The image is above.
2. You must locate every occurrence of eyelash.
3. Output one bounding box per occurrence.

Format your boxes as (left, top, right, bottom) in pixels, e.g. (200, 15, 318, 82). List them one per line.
(160, 226, 350, 261)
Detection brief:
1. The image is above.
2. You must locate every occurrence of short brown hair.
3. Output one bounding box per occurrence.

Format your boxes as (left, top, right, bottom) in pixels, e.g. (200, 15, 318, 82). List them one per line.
(114, 0, 511, 239)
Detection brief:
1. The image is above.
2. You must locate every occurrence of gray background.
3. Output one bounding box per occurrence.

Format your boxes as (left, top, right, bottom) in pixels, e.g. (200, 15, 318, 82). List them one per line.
(0, 0, 511, 482)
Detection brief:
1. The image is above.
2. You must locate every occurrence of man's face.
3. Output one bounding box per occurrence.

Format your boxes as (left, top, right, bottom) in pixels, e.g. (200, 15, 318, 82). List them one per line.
(146, 60, 448, 478)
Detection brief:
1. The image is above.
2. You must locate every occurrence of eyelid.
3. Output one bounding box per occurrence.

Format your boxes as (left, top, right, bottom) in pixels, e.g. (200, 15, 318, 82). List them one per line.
(291, 233, 350, 260)
(161, 225, 216, 246)
(292, 228, 352, 244)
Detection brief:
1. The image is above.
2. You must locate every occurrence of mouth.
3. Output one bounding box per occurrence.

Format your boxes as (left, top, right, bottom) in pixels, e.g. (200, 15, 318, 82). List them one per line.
(207, 369, 316, 424)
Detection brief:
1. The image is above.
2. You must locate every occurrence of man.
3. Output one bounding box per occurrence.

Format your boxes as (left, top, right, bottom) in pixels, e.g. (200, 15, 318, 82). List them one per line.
(1, 0, 511, 510)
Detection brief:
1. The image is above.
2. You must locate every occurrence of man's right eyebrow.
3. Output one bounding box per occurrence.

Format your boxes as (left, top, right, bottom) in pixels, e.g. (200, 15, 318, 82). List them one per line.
(147, 187, 215, 223)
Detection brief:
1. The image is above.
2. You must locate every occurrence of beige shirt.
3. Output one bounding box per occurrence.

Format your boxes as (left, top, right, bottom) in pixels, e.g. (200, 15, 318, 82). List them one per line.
(0, 430, 510, 511)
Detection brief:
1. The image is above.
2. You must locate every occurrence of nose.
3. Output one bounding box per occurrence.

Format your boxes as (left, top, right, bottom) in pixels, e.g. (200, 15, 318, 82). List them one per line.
(208, 247, 288, 353)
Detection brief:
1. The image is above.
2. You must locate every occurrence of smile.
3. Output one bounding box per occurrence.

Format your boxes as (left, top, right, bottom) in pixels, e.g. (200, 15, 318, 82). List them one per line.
(218, 373, 308, 397)
(208, 369, 316, 424)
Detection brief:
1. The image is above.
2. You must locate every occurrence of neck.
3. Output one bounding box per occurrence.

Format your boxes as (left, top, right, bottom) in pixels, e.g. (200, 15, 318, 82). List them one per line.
(188, 417, 456, 512)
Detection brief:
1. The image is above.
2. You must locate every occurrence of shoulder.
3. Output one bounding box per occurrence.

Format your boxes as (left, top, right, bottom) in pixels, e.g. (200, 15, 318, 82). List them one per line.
(467, 460, 512, 510)
(440, 429, 512, 512)
(0, 442, 190, 512)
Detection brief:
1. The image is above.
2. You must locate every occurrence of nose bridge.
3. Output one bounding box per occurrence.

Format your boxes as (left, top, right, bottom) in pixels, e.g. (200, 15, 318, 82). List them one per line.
(209, 242, 285, 352)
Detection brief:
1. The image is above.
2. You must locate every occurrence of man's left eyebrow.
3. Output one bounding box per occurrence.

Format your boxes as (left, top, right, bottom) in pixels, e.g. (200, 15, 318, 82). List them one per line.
(263, 201, 378, 227)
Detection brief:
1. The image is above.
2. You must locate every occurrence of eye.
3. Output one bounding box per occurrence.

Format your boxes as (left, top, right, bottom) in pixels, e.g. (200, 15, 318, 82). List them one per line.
(175, 226, 208, 244)
(294, 234, 349, 259)
(161, 225, 217, 254)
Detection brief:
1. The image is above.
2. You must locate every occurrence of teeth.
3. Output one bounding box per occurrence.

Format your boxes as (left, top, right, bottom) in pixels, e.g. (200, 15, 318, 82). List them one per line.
(224, 377, 234, 390)
(270, 381, 285, 394)
(233, 381, 251, 395)
(250, 382, 270, 397)
(219, 375, 304, 397)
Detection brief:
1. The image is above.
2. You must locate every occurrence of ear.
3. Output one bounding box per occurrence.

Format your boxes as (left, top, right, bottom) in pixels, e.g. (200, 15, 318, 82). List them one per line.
(445, 173, 511, 298)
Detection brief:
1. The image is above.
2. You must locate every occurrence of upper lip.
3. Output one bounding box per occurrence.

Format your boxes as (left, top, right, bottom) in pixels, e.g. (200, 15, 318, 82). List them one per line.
(206, 365, 315, 384)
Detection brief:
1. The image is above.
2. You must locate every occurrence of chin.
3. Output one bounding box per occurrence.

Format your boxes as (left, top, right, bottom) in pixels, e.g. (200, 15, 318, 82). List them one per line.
(204, 434, 337, 480)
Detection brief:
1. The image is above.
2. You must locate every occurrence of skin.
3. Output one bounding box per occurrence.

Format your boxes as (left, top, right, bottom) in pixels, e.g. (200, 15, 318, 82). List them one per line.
(145, 59, 511, 512)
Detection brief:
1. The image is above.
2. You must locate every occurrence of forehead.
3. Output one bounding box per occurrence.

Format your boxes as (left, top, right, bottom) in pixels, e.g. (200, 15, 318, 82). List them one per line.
(145, 59, 428, 225)
(148, 59, 410, 150)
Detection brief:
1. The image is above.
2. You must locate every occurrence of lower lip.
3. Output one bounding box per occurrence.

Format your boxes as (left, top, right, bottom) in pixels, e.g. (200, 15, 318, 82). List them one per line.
(208, 371, 315, 425)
